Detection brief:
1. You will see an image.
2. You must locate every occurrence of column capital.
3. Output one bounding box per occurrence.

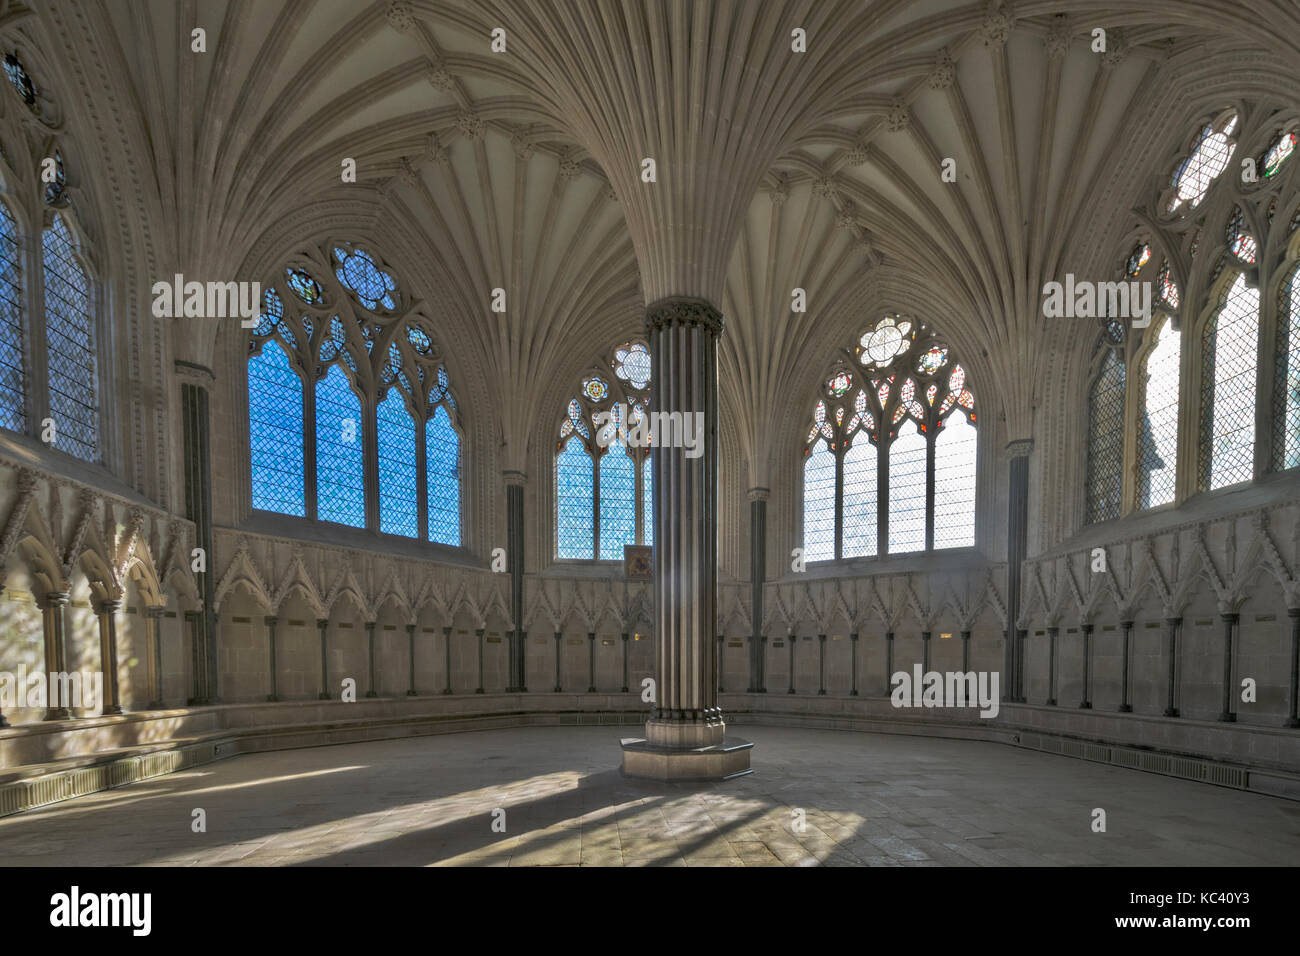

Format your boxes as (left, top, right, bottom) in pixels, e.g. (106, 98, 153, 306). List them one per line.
(645, 296, 724, 336)
(746, 486, 771, 502)
(364, 621, 377, 632)
(145, 605, 167, 620)
(850, 632, 859, 642)
(405, 622, 417, 633)
(502, 469, 528, 487)
(263, 615, 278, 627)
(98, 599, 123, 614)
(1005, 438, 1034, 459)
(1221, 612, 1240, 624)
(1288, 607, 1300, 619)
(1046, 625, 1059, 635)
(1166, 616, 1183, 626)
(316, 618, 329, 629)
(43, 591, 70, 609)
(1081, 622, 1094, 634)
(1121, 620, 1134, 631)
(921, 631, 931, 641)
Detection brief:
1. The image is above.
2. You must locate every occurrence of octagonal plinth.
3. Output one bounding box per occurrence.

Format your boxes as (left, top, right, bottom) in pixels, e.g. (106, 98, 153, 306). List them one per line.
(620, 735, 753, 781)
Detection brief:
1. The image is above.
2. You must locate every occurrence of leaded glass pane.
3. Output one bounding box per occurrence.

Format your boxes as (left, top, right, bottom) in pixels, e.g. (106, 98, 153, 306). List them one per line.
(377, 390, 417, 537)
(556, 437, 594, 559)
(841, 435, 877, 558)
(933, 414, 976, 548)
(1085, 350, 1125, 523)
(888, 421, 927, 553)
(1138, 320, 1180, 508)
(1168, 116, 1236, 213)
(0, 200, 23, 432)
(1278, 265, 1300, 471)
(334, 247, 397, 312)
(803, 440, 836, 561)
(598, 444, 635, 560)
(315, 365, 364, 528)
(42, 217, 97, 461)
(642, 453, 652, 546)
(248, 339, 304, 516)
(1202, 272, 1258, 490)
(426, 405, 460, 546)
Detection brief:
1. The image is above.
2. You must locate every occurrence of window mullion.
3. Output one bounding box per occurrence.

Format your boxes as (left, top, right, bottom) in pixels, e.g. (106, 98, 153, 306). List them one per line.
(925, 426, 936, 551)
(416, 407, 428, 541)
(877, 434, 889, 557)
(834, 446, 844, 560)
(303, 367, 318, 521)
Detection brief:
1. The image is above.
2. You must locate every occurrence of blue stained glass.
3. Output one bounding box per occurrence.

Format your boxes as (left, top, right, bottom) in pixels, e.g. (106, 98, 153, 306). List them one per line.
(315, 364, 364, 528)
(334, 247, 398, 311)
(426, 404, 460, 546)
(556, 437, 594, 559)
(42, 216, 97, 462)
(841, 435, 877, 557)
(887, 421, 927, 553)
(248, 339, 304, 515)
(598, 444, 635, 560)
(803, 440, 836, 561)
(642, 453, 653, 546)
(377, 389, 417, 538)
(0, 200, 24, 432)
(287, 267, 324, 305)
(3, 52, 36, 110)
(42, 150, 65, 206)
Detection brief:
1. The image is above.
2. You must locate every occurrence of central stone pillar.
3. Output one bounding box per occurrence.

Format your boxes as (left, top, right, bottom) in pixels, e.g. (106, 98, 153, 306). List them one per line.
(621, 297, 752, 780)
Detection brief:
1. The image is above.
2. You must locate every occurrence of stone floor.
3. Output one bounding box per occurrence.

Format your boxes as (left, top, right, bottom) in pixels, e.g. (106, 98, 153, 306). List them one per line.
(1, 726, 1298, 866)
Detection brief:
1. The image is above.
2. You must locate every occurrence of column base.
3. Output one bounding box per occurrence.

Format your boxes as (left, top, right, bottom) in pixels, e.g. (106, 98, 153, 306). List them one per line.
(44, 708, 71, 721)
(102, 705, 123, 716)
(147, 700, 163, 710)
(1218, 712, 1237, 722)
(620, 736, 753, 782)
(406, 689, 418, 696)
(850, 690, 858, 696)
(1079, 701, 1092, 709)
(587, 686, 597, 693)
(265, 695, 278, 703)
(365, 691, 378, 698)
(1046, 698, 1056, 706)
(621, 686, 629, 693)
(1165, 707, 1181, 717)
(475, 688, 485, 694)
(1118, 704, 1132, 713)
(1285, 717, 1300, 728)
(318, 692, 330, 701)
(442, 689, 453, 695)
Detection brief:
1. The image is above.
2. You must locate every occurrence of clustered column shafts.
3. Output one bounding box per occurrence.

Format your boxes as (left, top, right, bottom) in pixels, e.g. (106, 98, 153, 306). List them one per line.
(265, 616, 279, 702)
(406, 624, 417, 696)
(317, 618, 330, 700)
(97, 600, 123, 715)
(1287, 609, 1300, 728)
(748, 491, 767, 692)
(43, 593, 72, 720)
(146, 606, 166, 709)
(1165, 617, 1182, 717)
(849, 633, 859, 696)
(1046, 626, 1059, 706)
(1080, 624, 1094, 709)
(1119, 620, 1134, 713)
(643, 298, 725, 750)
(1219, 613, 1238, 722)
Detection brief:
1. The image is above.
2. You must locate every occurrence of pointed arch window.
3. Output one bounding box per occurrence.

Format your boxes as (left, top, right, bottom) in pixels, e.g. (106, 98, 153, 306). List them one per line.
(802, 318, 977, 560)
(554, 342, 653, 560)
(42, 214, 97, 462)
(1137, 318, 1181, 508)
(0, 199, 23, 433)
(1278, 262, 1300, 471)
(246, 242, 464, 546)
(1200, 272, 1260, 490)
(1084, 349, 1126, 523)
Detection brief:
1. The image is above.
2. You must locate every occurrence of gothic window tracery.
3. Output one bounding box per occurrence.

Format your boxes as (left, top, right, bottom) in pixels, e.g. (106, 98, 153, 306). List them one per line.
(247, 242, 462, 544)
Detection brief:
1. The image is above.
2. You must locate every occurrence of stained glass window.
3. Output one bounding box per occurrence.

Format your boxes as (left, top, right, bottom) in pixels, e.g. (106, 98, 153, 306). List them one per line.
(1126, 244, 1152, 277)
(315, 364, 365, 528)
(0, 200, 23, 433)
(1167, 113, 1237, 214)
(3, 52, 36, 111)
(555, 342, 653, 559)
(42, 216, 97, 462)
(888, 421, 927, 553)
(377, 389, 418, 537)
(1085, 349, 1125, 523)
(805, 321, 976, 559)
(803, 440, 836, 561)
(556, 437, 594, 559)
(427, 404, 460, 546)
(1138, 319, 1180, 508)
(248, 340, 304, 515)
(1279, 264, 1300, 471)
(841, 435, 876, 557)
(598, 442, 636, 560)
(1263, 130, 1297, 178)
(334, 246, 397, 311)
(249, 243, 462, 545)
(1201, 272, 1259, 490)
(1225, 207, 1257, 264)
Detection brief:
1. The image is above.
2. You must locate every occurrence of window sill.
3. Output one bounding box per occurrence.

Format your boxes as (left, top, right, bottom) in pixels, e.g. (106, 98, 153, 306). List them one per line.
(230, 511, 480, 568)
(787, 547, 992, 582)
